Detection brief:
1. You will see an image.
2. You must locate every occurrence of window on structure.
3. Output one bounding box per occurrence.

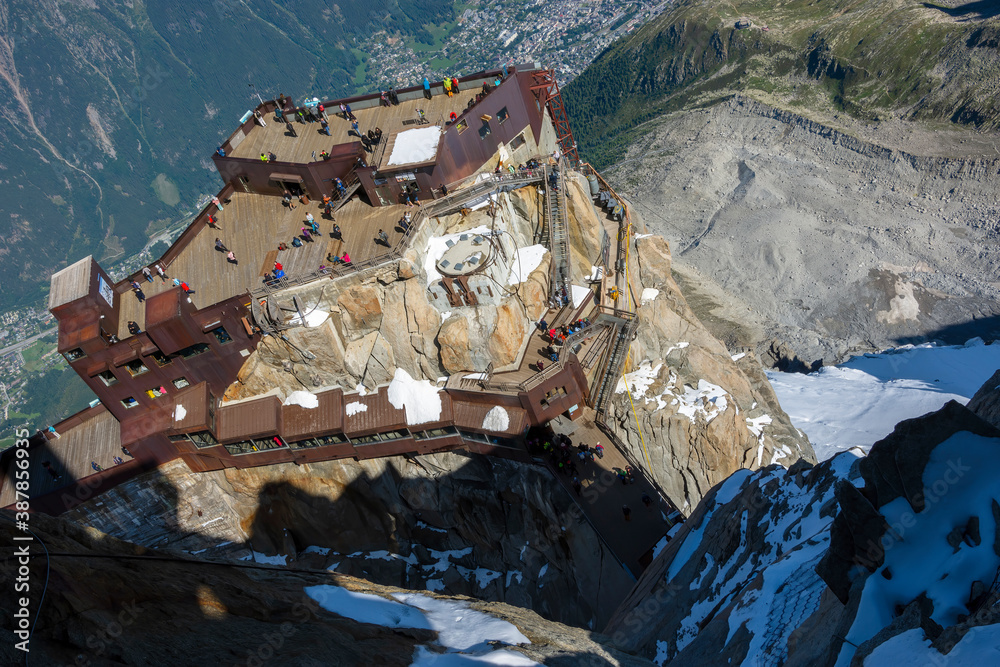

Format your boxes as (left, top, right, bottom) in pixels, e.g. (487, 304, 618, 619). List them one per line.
(379, 430, 408, 441)
(373, 177, 388, 186)
(147, 386, 168, 399)
(479, 120, 492, 140)
(172, 377, 191, 389)
(510, 133, 526, 151)
(95, 370, 118, 386)
(189, 431, 218, 448)
(65, 348, 85, 362)
(124, 359, 149, 377)
(352, 434, 380, 445)
(289, 433, 348, 449)
(223, 435, 285, 456)
(178, 343, 210, 358)
(456, 119, 469, 134)
(121, 396, 139, 409)
(413, 426, 458, 440)
(209, 326, 232, 345)
(459, 430, 490, 444)
(497, 107, 509, 124)
(150, 351, 172, 367)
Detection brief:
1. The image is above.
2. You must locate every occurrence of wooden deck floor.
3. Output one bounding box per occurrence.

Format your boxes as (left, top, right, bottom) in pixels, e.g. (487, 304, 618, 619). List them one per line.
(230, 88, 481, 167)
(119, 192, 412, 338)
(0, 409, 122, 506)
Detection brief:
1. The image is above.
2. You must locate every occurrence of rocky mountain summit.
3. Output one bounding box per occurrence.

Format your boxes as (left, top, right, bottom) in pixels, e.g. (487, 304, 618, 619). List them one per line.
(225, 171, 812, 510)
(604, 375, 1000, 666)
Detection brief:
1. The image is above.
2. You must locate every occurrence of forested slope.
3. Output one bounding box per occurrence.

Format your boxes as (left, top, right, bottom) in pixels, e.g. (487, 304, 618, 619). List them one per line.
(0, 0, 452, 311)
(564, 0, 1000, 169)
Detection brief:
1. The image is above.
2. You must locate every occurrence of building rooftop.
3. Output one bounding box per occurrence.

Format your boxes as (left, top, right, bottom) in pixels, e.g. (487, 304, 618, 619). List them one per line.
(117, 191, 412, 339)
(0, 407, 122, 507)
(49, 256, 94, 310)
(229, 86, 481, 167)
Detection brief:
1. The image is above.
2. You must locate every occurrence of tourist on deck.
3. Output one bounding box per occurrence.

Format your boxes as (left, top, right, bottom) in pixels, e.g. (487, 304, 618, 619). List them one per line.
(291, 236, 303, 247)
(134, 289, 145, 303)
(389, 88, 399, 105)
(141, 267, 153, 283)
(345, 103, 356, 121)
(367, 129, 377, 144)
(374, 127, 383, 143)
(622, 505, 632, 522)
(448, 111, 457, 124)
(215, 238, 227, 252)
(301, 227, 313, 242)
(226, 251, 237, 264)
(212, 196, 223, 211)
(254, 109, 266, 126)
(155, 264, 167, 280)
(127, 321, 141, 336)
(642, 493, 653, 509)
(180, 281, 194, 294)
(122, 445, 132, 457)
(320, 118, 331, 135)
(443, 77, 452, 96)
(342, 251, 350, 263)
(423, 77, 431, 99)
(350, 120, 360, 136)
(42, 461, 61, 481)
(260, 152, 269, 162)
(216, 146, 226, 157)
(268, 151, 277, 162)
(332, 223, 342, 239)
(91, 461, 103, 472)
(320, 150, 330, 160)
(595, 443, 604, 459)
(377, 228, 389, 246)
(380, 91, 390, 107)
(286, 121, 297, 137)
(283, 190, 297, 210)
(318, 103, 326, 119)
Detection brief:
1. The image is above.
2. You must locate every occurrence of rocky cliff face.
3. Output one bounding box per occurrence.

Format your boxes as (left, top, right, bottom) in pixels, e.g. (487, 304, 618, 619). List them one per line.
(607, 95, 1000, 367)
(607, 233, 812, 510)
(603, 376, 1000, 666)
(0, 510, 653, 667)
(59, 451, 634, 630)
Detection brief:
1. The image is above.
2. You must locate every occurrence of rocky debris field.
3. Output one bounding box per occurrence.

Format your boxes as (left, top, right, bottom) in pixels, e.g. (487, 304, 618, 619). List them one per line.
(610, 96, 1000, 366)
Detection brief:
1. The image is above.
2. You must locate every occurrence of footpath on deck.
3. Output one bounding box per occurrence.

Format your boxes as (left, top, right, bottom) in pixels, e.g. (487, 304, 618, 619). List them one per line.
(542, 408, 672, 578)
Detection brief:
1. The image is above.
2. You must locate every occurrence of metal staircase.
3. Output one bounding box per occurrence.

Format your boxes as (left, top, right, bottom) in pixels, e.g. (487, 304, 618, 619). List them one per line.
(545, 162, 572, 306)
(593, 314, 639, 416)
